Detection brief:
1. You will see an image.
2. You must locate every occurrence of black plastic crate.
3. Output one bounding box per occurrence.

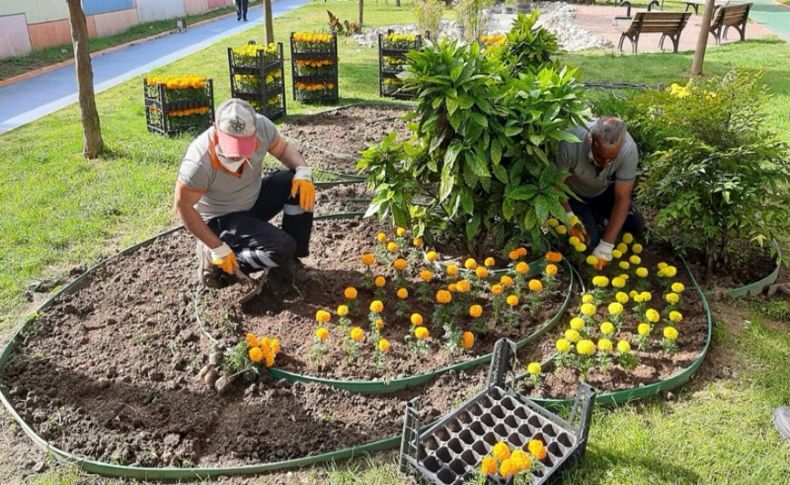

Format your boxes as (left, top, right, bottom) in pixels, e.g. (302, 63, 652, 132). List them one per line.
(228, 42, 287, 121)
(290, 32, 338, 104)
(144, 78, 214, 136)
(378, 32, 421, 100)
(399, 339, 595, 485)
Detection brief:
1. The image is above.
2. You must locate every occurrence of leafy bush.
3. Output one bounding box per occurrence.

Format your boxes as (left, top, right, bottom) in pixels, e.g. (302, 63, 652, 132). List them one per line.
(413, 0, 445, 38)
(503, 10, 558, 75)
(631, 69, 790, 269)
(358, 28, 589, 254)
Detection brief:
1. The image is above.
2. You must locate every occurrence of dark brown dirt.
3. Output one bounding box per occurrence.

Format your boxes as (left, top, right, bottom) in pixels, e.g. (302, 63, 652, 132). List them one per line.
(199, 216, 571, 381)
(518, 240, 709, 399)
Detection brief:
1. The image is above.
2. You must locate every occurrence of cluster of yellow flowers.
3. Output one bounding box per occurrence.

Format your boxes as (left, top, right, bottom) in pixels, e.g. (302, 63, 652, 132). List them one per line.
(146, 75, 206, 90)
(295, 58, 335, 68)
(232, 42, 277, 58)
(293, 32, 333, 43)
(479, 33, 506, 46)
(480, 439, 546, 478)
(295, 81, 335, 91)
(168, 106, 210, 117)
(245, 332, 280, 367)
(384, 32, 416, 45)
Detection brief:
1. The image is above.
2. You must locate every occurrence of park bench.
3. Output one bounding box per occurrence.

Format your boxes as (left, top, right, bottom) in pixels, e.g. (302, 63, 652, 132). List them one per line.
(683, 0, 729, 15)
(618, 12, 692, 53)
(709, 3, 752, 44)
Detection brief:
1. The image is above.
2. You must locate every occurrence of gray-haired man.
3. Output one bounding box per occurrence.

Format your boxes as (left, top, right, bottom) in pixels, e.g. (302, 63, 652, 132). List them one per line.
(556, 117, 645, 266)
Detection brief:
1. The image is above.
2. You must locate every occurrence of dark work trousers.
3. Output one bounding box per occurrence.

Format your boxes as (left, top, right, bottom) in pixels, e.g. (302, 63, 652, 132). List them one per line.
(235, 0, 249, 20)
(207, 170, 313, 273)
(568, 184, 645, 248)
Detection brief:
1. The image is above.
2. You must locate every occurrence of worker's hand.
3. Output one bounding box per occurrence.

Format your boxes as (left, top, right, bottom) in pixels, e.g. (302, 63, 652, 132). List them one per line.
(290, 166, 315, 212)
(566, 211, 587, 244)
(210, 243, 239, 275)
(591, 241, 614, 269)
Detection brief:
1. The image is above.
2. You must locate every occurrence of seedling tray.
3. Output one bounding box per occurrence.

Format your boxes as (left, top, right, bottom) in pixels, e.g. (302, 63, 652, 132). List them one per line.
(228, 42, 287, 121)
(378, 32, 421, 100)
(399, 340, 595, 485)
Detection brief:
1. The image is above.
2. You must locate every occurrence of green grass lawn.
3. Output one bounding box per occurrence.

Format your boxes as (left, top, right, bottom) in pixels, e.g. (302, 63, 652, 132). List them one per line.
(0, 1, 262, 81)
(1, 1, 788, 483)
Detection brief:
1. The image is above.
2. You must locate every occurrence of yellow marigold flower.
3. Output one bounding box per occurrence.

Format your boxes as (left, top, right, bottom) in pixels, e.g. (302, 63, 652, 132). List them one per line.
(528, 439, 547, 460)
(413, 237, 423, 248)
(337, 305, 349, 317)
(510, 449, 532, 472)
(574, 243, 587, 253)
(637, 323, 651, 336)
(350, 327, 364, 342)
(246, 332, 259, 347)
(576, 339, 595, 355)
(641, 291, 653, 301)
(436, 290, 452, 304)
(619, 261, 630, 270)
(630, 290, 640, 299)
(556, 338, 571, 353)
(369, 300, 384, 313)
(316, 309, 331, 323)
(592, 276, 609, 288)
(500, 275, 514, 287)
(377, 338, 391, 353)
(580, 303, 596, 317)
(615, 292, 629, 304)
(632, 243, 643, 254)
(665, 292, 680, 304)
(546, 251, 563, 263)
(492, 441, 511, 462)
(528, 279, 543, 292)
(629, 255, 642, 265)
(527, 362, 541, 375)
(376, 232, 387, 243)
(499, 458, 515, 478)
(475, 266, 489, 279)
(657, 262, 668, 270)
(491, 283, 504, 295)
(447, 264, 459, 277)
(611, 249, 623, 259)
(598, 338, 613, 352)
(461, 331, 475, 349)
(419, 269, 433, 282)
(617, 340, 631, 353)
(469, 305, 483, 318)
(506, 294, 519, 307)
(646, 308, 660, 323)
(249, 346, 263, 363)
(545, 263, 558, 277)
(410, 313, 424, 326)
(564, 329, 581, 343)
(515, 262, 530, 275)
(635, 267, 649, 278)
(547, 218, 559, 227)
(664, 326, 679, 341)
(315, 327, 329, 341)
(448, 283, 458, 293)
(415, 326, 429, 340)
(608, 302, 624, 316)
(622, 233, 634, 244)
(344, 287, 358, 299)
(570, 317, 585, 331)
(611, 277, 626, 289)
(375, 318, 384, 330)
(616, 243, 628, 254)
(581, 293, 594, 304)
(456, 279, 471, 293)
(508, 249, 520, 261)
(426, 250, 438, 262)
(481, 455, 497, 475)
(671, 282, 685, 293)
(374, 275, 387, 288)
(600, 321, 615, 335)
(393, 258, 408, 271)
(361, 253, 375, 266)
(396, 227, 406, 237)
(586, 255, 599, 266)
(386, 242, 399, 253)
(484, 257, 496, 267)
(464, 258, 478, 270)
(569, 236, 580, 247)
(396, 288, 409, 299)
(556, 225, 568, 235)
(669, 311, 683, 323)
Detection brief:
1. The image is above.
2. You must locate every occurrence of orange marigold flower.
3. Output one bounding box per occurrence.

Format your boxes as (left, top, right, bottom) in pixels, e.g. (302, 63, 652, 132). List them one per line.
(491, 283, 504, 295)
(545, 263, 558, 277)
(492, 441, 511, 462)
(515, 262, 529, 275)
(344, 287, 358, 299)
(350, 327, 364, 342)
(508, 249, 520, 261)
(393, 258, 408, 271)
(377, 338, 391, 353)
(475, 266, 489, 279)
(419, 269, 433, 282)
(410, 313, 424, 326)
(374, 275, 386, 288)
(446, 264, 459, 277)
(396, 288, 409, 299)
(469, 305, 483, 318)
(528, 439, 547, 460)
(506, 295, 519, 306)
(528, 279, 543, 292)
(415, 326, 429, 340)
(484, 257, 496, 267)
(500, 275, 514, 287)
(517, 247, 528, 257)
(315, 310, 331, 323)
(461, 331, 475, 349)
(480, 455, 497, 475)
(436, 290, 452, 304)
(369, 300, 384, 313)
(315, 327, 329, 341)
(426, 250, 438, 262)
(456, 279, 471, 293)
(464, 258, 478, 270)
(375, 318, 384, 330)
(249, 346, 263, 363)
(545, 251, 563, 263)
(361, 253, 375, 266)
(245, 332, 259, 347)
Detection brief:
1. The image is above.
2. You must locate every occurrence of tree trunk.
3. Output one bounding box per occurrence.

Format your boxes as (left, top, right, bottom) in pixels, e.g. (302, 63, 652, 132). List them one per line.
(264, 0, 274, 44)
(359, 0, 364, 26)
(65, 0, 102, 158)
(691, 0, 716, 76)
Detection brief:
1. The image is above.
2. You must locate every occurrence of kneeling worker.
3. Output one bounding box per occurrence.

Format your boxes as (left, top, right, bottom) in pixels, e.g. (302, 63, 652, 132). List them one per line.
(556, 116, 645, 266)
(174, 98, 314, 287)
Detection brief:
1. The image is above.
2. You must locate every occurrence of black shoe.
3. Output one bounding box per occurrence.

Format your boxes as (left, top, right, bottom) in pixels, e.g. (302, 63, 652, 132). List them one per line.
(237, 16, 241, 21)
(270, 259, 310, 285)
(773, 406, 790, 440)
(243, 17, 248, 22)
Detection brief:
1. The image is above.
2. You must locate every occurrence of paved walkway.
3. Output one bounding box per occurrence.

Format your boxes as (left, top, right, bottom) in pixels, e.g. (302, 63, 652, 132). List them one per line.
(0, 0, 306, 134)
(749, 0, 790, 40)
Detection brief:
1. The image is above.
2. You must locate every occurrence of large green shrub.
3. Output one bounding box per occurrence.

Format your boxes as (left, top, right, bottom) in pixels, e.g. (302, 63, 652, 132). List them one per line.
(358, 22, 589, 254)
(503, 10, 558, 75)
(631, 69, 790, 269)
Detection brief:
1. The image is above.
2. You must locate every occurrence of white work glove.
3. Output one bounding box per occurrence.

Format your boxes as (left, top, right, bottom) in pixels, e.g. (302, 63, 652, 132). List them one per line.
(591, 241, 614, 269)
(210, 243, 239, 274)
(290, 166, 315, 212)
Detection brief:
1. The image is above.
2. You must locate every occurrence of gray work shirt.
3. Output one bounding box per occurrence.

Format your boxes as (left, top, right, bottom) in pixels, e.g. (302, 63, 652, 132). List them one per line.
(178, 115, 281, 220)
(556, 123, 638, 198)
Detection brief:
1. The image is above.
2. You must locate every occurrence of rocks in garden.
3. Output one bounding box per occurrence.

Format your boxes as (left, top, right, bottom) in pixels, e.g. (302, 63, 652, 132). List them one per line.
(202, 368, 219, 387)
(214, 374, 238, 394)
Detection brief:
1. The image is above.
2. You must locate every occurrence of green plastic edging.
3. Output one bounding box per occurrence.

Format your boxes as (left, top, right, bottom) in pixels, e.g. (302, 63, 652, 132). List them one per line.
(702, 243, 782, 300)
(519, 255, 714, 407)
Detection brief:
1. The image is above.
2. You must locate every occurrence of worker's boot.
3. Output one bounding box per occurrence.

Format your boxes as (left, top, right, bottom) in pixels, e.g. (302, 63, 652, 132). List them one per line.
(270, 258, 310, 285)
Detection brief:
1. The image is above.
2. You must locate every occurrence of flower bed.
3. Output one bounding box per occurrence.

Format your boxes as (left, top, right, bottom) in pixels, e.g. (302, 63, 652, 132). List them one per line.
(228, 42, 286, 120)
(290, 32, 338, 104)
(143, 76, 214, 136)
(378, 32, 421, 99)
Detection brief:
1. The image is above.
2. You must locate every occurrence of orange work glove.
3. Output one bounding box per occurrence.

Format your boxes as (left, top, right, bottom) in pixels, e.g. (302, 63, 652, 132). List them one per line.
(210, 243, 239, 275)
(291, 166, 315, 212)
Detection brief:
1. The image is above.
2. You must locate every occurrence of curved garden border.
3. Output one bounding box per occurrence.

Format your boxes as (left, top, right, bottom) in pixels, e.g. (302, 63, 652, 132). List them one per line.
(702, 243, 782, 299)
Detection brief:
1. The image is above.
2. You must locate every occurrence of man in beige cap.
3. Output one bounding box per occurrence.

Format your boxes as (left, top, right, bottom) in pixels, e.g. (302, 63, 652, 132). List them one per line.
(174, 98, 314, 288)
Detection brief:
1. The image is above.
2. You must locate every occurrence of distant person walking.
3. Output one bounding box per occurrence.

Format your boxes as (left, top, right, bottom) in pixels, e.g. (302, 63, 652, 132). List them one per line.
(235, 0, 249, 21)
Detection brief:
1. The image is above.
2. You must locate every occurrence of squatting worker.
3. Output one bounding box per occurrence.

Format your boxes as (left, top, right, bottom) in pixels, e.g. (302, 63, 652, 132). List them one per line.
(556, 116, 645, 266)
(174, 98, 314, 288)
